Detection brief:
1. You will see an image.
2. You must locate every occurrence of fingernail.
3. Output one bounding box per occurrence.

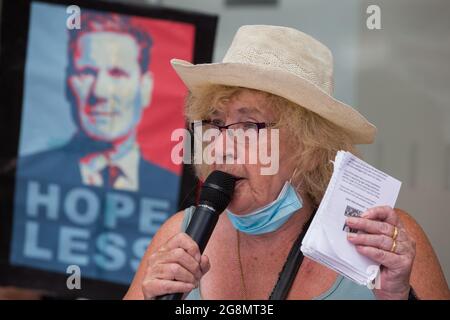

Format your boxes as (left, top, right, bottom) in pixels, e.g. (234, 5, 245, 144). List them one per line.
(347, 232, 356, 239)
(346, 217, 357, 224)
(195, 253, 201, 262)
(361, 212, 370, 218)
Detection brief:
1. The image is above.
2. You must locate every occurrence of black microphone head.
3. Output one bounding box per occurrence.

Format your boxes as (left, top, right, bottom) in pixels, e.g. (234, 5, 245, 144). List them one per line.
(199, 170, 236, 213)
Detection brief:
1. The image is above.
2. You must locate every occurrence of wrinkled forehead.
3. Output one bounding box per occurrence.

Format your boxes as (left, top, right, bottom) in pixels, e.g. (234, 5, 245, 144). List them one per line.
(211, 89, 276, 120)
(74, 31, 140, 70)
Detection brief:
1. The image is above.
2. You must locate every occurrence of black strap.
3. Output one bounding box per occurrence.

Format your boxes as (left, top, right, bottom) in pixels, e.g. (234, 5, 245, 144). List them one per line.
(408, 286, 419, 300)
(269, 208, 316, 300)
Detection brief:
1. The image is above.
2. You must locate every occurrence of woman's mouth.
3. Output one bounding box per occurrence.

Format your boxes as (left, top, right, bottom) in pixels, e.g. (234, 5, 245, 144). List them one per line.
(234, 177, 246, 189)
(218, 171, 246, 188)
(228, 174, 245, 181)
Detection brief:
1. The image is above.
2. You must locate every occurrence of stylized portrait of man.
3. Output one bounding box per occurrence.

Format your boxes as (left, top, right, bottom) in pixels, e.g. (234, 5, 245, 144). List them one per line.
(8, 2, 200, 286)
(19, 11, 176, 191)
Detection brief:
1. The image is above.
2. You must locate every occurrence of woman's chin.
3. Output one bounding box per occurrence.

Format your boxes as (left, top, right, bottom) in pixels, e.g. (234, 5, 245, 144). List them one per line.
(227, 181, 254, 214)
(227, 196, 253, 215)
(227, 194, 250, 215)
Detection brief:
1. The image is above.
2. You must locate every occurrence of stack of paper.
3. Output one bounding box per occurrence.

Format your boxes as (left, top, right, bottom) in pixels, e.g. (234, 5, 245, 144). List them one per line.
(301, 151, 402, 286)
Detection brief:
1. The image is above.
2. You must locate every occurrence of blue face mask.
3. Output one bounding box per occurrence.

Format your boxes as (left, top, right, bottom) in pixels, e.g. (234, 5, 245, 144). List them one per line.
(226, 181, 303, 235)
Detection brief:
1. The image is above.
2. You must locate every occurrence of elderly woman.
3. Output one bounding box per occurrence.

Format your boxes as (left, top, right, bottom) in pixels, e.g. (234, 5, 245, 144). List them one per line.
(125, 25, 449, 300)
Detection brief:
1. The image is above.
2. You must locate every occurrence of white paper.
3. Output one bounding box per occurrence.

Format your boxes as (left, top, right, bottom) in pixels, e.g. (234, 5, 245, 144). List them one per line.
(301, 151, 402, 286)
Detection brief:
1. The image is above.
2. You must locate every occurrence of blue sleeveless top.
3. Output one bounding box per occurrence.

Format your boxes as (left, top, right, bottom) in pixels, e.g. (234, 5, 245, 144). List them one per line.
(181, 206, 376, 300)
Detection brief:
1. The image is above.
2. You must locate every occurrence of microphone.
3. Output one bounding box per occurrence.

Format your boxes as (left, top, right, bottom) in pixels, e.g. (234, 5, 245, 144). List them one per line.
(156, 170, 236, 300)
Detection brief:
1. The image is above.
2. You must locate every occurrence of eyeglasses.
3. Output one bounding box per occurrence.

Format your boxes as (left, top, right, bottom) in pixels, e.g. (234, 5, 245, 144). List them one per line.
(190, 120, 275, 134)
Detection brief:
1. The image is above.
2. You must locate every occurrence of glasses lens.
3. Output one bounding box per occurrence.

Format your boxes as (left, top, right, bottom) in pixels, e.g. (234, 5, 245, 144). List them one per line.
(230, 122, 258, 132)
(203, 122, 220, 134)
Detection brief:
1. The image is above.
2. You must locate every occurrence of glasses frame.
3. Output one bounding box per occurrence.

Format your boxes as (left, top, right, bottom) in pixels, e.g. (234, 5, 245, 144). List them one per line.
(190, 120, 275, 133)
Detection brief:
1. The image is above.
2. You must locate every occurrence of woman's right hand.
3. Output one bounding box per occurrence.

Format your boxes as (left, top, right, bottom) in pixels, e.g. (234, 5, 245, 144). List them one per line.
(142, 232, 211, 300)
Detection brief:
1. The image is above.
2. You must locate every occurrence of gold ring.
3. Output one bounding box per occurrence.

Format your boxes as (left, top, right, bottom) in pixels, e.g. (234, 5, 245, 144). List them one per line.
(392, 226, 399, 241)
(390, 240, 397, 253)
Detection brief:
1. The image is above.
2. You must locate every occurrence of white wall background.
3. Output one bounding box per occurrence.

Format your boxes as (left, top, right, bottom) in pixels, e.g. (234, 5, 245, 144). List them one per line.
(146, 0, 450, 285)
(357, 0, 450, 286)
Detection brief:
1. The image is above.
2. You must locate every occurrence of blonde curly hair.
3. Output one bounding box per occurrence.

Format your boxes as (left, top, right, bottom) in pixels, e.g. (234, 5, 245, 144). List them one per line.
(185, 85, 359, 207)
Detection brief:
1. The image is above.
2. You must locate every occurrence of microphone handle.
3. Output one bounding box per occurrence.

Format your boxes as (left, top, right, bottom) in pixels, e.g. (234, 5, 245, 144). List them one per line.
(155, 205, 220, 300)
(185, 205, 220, 252)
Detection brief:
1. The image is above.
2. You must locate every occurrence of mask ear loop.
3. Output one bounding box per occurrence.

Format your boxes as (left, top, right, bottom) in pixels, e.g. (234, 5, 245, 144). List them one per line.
(289, 167, 304, 194)
(289, 167, 298, 184)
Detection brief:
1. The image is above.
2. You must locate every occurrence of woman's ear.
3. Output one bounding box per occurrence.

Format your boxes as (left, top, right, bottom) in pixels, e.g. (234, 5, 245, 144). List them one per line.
(140, 71, 153, 108)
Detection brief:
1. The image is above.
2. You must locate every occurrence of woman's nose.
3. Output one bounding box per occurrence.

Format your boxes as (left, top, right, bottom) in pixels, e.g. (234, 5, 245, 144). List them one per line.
(212, 128, 239, 164)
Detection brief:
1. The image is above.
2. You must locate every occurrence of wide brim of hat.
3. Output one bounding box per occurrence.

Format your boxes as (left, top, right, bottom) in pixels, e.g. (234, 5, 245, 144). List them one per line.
(171, 59, 376, 144)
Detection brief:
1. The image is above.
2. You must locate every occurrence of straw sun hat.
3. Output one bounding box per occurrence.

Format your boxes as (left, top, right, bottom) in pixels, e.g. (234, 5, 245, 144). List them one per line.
(171, 25, 376, 144)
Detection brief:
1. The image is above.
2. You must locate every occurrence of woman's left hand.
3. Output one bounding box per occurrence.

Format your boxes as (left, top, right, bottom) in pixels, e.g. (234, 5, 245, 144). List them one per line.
(345, 206, 416, 300)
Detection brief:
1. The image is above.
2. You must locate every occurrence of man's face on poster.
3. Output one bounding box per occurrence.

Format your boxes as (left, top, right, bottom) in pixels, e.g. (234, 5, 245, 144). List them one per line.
(68, 31, 153, 142)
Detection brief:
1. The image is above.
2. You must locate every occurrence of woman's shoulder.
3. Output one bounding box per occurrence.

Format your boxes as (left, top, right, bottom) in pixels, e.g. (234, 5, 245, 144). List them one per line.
(394, 207, 435, 251)
(394, 208, 434, 246)
(394, 208, 421, 233)
(394, 208, 450, 299)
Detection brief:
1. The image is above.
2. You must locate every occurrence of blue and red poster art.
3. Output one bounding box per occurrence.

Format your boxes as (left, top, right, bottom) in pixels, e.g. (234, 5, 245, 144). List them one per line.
(9, 2, 195, 285)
